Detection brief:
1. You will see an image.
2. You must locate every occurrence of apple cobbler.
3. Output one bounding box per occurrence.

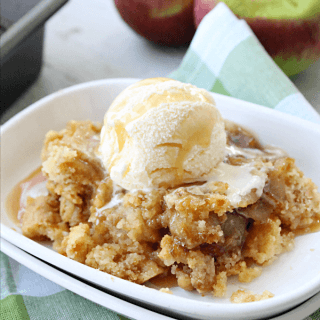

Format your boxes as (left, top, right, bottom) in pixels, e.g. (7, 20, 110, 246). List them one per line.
(18, 79, 320, 302)
(19, 119, 320, 301)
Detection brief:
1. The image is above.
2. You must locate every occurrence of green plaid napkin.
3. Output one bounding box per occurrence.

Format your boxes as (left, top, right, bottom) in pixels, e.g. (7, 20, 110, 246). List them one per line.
(170, 3, 320, 124)
(1, 3, 320, 320)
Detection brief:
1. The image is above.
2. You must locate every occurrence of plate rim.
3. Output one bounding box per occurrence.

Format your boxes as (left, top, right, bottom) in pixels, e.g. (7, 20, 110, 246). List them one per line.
(2, 78, 320, 131)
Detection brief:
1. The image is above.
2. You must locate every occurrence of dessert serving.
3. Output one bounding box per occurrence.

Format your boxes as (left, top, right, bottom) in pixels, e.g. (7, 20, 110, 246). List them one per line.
(11, 78, 320, 302)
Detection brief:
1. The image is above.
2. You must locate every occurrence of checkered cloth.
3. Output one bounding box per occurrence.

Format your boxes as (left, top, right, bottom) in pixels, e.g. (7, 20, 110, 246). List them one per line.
(1, 3, 320, 320)
(170, 3, 320, 124)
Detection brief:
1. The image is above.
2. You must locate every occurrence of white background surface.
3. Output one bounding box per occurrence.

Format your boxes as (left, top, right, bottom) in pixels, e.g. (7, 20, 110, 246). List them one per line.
(1, 0, 320, 124)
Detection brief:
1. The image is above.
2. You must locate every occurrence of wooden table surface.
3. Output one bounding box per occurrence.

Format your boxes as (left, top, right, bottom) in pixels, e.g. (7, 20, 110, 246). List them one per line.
(1, 0, 320, 124)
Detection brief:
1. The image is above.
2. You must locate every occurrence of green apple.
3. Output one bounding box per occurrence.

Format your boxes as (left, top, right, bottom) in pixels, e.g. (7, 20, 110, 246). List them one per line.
(114, 0, 196, 46)
(194, 0, 320, 76)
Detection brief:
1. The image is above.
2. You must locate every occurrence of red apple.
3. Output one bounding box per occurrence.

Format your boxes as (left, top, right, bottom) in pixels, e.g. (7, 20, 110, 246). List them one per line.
(194, 0, 320, 76)
(114, 0, 196, 46)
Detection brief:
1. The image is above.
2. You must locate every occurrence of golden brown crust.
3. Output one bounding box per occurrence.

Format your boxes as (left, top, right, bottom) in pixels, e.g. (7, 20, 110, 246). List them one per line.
(60, 223, 95, 263)
(85, 241, 164, 284)
(22, 194, 69, 245)
(231, 290, 274, 303)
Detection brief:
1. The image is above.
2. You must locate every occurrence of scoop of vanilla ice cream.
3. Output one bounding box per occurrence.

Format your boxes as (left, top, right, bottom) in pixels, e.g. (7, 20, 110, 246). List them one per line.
(100, 78, 226, 190)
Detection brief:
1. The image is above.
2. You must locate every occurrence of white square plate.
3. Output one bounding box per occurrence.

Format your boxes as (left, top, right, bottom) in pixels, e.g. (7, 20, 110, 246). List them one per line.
(1, 78, 320, 319)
